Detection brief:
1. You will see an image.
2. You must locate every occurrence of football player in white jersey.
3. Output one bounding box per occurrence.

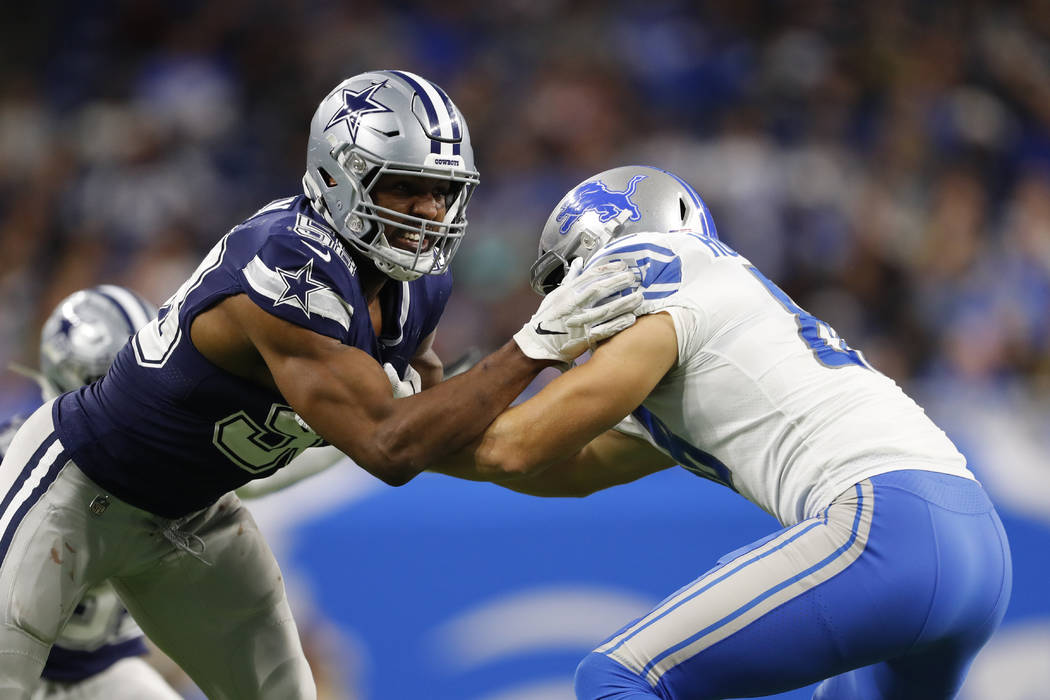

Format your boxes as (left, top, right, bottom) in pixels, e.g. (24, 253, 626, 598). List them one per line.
(0, 287, 181, 700)
(435, 165, 1012, 699)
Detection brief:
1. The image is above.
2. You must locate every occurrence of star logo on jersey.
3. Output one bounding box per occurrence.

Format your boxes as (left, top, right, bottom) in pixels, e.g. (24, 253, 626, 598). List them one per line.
(324, 80, 393, 142)
(275, 259, 329, 317)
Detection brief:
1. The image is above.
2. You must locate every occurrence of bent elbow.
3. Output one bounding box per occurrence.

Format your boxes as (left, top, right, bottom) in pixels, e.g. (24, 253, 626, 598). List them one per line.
(358, 433, 424, 487)
(359, 456, 420, 487)
(475, 442, 544, 481)
(376, 468, 415, 487)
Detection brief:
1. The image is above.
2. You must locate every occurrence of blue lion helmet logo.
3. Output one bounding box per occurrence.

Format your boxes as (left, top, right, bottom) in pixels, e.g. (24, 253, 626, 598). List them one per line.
(556, 175, 647, 234)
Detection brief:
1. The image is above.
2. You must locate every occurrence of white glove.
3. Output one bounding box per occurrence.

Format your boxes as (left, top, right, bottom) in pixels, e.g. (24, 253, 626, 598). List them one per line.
(513, 258, 642, 367)
(383, 362, 422, 398)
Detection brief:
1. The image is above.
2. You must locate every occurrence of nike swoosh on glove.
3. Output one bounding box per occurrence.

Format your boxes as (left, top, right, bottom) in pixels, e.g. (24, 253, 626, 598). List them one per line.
(513, 257, 642, 369)
(383, 362, 422, 398)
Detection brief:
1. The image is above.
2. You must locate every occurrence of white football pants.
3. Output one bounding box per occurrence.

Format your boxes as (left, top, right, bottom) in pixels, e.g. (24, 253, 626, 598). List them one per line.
(0, 402, 316, 699)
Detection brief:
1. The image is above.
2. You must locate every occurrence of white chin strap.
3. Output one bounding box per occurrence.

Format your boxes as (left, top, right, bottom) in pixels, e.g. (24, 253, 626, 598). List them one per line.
(371, 222, 452, 281)
(368, 234, 432, 281)
(373, 256, 424, 281)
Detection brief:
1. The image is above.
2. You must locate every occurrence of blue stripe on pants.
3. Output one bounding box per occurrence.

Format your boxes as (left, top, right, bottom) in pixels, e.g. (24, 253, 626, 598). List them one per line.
(576, 471, 1011, 700)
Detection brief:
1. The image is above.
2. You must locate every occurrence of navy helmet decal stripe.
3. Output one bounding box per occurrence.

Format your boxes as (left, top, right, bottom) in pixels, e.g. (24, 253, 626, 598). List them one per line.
(93, 286, 152, 335)
(387, 70, 450, 155)
(427, 81, 463, 155)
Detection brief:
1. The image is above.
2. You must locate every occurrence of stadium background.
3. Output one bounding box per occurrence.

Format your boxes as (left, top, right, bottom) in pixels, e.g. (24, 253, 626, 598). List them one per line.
(1, 1, 1048, 698)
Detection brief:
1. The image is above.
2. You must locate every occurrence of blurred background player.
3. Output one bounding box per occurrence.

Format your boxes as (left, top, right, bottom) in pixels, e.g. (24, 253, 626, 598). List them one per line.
(0, 286, 181, 700)
(0, 70, 639, 699)
(1, 286, 383, 700)
(436, 165, 1012, 700)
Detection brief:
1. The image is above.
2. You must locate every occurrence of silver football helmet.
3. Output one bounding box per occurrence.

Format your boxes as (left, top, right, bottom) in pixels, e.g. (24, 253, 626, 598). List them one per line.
(40, 285, 157, 393)
(302, 70, 480, 281)
(530, 165, 719, 295)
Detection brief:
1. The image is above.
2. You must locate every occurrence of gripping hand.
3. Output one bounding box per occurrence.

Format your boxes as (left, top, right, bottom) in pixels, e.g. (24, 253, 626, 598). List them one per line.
(383, 362, 422, 398)
(513, 258, 642, 368)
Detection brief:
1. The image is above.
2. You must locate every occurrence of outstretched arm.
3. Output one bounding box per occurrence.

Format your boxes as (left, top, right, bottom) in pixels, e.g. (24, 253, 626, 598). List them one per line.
(431, 312, 680, 488)
(235, 331, 445, 499)
(227, 295, 543, 486)
(192, 262, 641, 487)
(440, 427, 676, 497)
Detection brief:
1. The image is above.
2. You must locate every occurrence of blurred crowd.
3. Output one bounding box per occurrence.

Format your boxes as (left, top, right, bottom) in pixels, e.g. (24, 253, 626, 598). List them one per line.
(2, 0, 1050, 417)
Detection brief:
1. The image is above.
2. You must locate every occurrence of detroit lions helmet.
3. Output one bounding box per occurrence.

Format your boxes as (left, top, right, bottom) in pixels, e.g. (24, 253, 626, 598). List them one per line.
(530, 165, 718, 295)
(302, 70, 480, 281)
(40, 285, 157, 393)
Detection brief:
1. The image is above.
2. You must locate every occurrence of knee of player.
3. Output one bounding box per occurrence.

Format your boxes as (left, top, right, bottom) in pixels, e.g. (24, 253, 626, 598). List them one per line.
(575, 652, 655, 699)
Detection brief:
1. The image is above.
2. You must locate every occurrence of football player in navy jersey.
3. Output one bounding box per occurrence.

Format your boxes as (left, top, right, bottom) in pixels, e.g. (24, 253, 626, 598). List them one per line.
(435, 166, 1011, 700)
(0, 71, 641, 699)
(0, 287, 181, 700)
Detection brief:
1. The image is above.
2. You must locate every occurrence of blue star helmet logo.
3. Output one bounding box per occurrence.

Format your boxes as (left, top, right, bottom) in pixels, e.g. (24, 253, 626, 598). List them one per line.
(556, 175, 647, 235)
(275, 259, 329, 317)
(324, 80, 394, 142)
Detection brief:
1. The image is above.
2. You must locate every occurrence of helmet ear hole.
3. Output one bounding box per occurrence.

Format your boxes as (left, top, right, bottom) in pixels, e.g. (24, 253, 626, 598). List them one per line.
(679, 196, 688, 224)
(317, 168, 337, 187)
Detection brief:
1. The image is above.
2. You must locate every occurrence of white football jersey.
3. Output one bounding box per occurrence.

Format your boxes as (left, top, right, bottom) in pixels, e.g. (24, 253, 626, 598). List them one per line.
(597, 230, 972, 526)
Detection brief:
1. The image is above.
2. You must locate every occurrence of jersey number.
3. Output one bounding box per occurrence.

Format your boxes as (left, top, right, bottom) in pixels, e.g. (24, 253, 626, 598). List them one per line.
(748, 266, 870, 370)
(213, 404, 325, 474)
(633, 407, 734, 489)
(134, 235, 230, 368)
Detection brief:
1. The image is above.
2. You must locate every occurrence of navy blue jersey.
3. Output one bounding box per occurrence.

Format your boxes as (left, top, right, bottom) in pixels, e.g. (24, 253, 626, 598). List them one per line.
(54, 196, 452, 517)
